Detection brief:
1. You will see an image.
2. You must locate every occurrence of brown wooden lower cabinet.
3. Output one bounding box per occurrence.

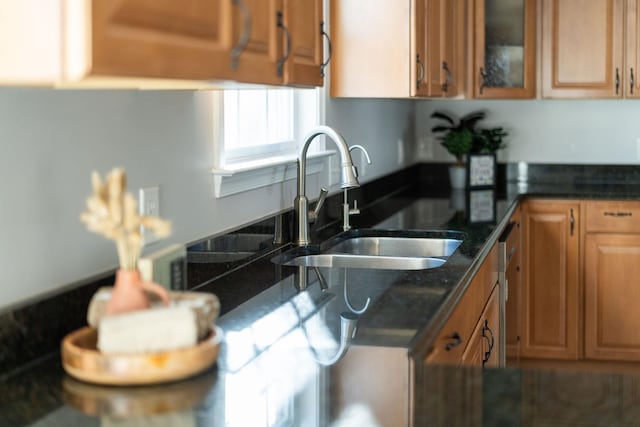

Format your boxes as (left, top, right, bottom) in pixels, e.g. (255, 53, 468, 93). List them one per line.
(521, 199, 580, 360)
(462, 285, 500, 367)
(425, 243, 499, 366)
(585, 233, 640, 361)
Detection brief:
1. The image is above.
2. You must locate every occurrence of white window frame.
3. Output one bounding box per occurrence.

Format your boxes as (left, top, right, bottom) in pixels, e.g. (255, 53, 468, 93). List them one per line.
(211, 87, 330, 198)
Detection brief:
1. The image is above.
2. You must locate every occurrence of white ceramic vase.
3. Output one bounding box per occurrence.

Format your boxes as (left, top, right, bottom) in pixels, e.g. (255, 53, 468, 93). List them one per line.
(449, 165, 467, 189)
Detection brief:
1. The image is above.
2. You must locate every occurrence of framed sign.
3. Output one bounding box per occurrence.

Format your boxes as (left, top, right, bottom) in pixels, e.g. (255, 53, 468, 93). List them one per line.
(467, 189, 496, 224)
(467, 153, 496, 188)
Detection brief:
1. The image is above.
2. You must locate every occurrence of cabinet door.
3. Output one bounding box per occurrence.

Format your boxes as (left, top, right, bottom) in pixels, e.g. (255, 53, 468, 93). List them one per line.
(585, 233, 640, 361)
(521, 199, 580, 359)
(89, 0, 235, 81)
(473, 0, 537, 98)
(330, 0, 413, 98)
(282, 0, 324, 87)
(414, 0, 458, 97)
(90, 0, 281, 84)
(414, 0, 431, 96)
(626, 0, 640, 97)
(233, 0, 282, 84)
(426, 283, 481, 365)
(424, 0, 465, 97)
(442, 0, 466, 97)
(330, 0, 463, 98)
(462, 285, 500, 367)
(541, 0, 624, 98)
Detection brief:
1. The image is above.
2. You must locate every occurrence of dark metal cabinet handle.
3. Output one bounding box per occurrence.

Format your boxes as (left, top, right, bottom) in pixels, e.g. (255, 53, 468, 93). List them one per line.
(416, 54, 425, 90)
(479, 67, 487, 95)
(604, 211, 632, 217)
(276, 11, 291, 77)
(320, 22, 332, 78)
(445, 332, 462, 351)
(616, 67, 620, 95)
(570, 208, 575, 236)
(230, 0, 252, 69)
(482, 320, 494, 366)
(631, 68, 635, 95)
(483, 320, 494, 352)
(441, 61, 452, 92)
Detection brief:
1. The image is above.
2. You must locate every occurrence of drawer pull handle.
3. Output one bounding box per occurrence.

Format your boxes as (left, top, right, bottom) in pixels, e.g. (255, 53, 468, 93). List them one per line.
(570, 208, 575, 236)
(445, 332, 462, 351)
(604, 211, 632, 217)
(482, 320, 494, 366)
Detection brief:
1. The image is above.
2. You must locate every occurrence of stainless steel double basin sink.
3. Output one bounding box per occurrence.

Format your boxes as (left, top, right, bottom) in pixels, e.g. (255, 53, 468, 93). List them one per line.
(272, 230, 464, 271)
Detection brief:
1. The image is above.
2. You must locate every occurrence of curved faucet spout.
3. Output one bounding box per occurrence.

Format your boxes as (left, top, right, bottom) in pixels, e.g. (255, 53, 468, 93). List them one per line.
(295, 125, 360, 246)
(297, 125, 359, 196)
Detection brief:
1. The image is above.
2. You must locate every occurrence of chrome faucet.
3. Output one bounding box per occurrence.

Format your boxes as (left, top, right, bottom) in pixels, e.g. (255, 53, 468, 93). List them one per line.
(295, 126, 360, 246)
(342, 145, 372, 231)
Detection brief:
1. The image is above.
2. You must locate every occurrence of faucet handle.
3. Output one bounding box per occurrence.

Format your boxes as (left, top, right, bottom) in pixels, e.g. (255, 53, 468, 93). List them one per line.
(309, 188, 328, 223)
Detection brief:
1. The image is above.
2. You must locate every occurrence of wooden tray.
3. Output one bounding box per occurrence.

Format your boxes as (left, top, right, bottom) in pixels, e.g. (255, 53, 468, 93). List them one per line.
(61, 325, 222, 385)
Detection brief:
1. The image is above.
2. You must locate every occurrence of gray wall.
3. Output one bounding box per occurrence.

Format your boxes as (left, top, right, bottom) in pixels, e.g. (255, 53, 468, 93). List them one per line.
(415, 100, 640, 164)
(0, 88, 414, 310)
(8, 90, 638, 310)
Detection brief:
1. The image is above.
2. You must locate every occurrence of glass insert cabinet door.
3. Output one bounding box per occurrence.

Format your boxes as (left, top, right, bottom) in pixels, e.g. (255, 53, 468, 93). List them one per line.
(473, 0, 537, 98)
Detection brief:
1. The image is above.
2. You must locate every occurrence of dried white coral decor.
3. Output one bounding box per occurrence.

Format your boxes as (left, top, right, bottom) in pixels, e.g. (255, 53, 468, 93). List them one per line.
(80, 168, 171, 315)
(81, 168, 171, 269)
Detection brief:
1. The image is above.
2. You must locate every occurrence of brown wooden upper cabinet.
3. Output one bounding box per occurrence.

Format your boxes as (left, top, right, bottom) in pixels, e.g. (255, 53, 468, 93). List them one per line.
(282, 0, 325, 87)
(330, 0, 465, 98)
(541, 0, 640, 98)
(0, 0, 325, 88)
(472, 0, 537, 98)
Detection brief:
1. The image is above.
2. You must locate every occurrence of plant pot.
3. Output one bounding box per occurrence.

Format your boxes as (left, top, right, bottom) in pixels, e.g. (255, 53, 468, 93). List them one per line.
(449, 165, 467, 189)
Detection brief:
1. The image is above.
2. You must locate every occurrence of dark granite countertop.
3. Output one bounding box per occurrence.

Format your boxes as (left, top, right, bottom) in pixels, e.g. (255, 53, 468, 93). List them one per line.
(5, 175, 640, 427)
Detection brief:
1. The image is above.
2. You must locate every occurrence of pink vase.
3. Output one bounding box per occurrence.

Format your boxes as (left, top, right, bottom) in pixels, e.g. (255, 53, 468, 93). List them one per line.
(105, 269, 170, 315)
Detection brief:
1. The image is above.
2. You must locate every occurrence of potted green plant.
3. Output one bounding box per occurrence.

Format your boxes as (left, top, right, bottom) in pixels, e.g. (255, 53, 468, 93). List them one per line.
(431, 110, 507, 188)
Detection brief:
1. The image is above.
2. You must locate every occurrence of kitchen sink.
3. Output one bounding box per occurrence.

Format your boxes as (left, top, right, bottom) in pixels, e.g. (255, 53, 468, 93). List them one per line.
(325, 236, 461, 258)
(272, 230, 463, 271)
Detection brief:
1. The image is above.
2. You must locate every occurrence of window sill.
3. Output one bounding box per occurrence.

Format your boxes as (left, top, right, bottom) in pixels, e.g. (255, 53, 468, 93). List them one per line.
(211, 151, 335, 198)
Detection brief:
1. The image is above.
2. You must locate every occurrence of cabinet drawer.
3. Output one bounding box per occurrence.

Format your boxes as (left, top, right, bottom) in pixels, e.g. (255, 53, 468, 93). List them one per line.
(586, 201, 640, 232)
(426, 275, 483, 365)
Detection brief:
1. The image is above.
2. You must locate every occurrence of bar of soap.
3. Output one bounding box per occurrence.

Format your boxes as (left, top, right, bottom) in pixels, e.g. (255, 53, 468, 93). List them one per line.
(98, 306, 197, 354)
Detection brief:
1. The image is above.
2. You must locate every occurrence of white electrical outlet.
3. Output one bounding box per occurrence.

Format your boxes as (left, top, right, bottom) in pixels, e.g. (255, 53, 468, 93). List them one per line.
(139, 186, 160, 245)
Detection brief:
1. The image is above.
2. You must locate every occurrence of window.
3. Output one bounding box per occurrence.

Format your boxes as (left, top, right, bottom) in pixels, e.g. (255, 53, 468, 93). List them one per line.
(220, 88, 320, 166)
(212, 87, 327, 198)
(223, 89, 295, 163)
